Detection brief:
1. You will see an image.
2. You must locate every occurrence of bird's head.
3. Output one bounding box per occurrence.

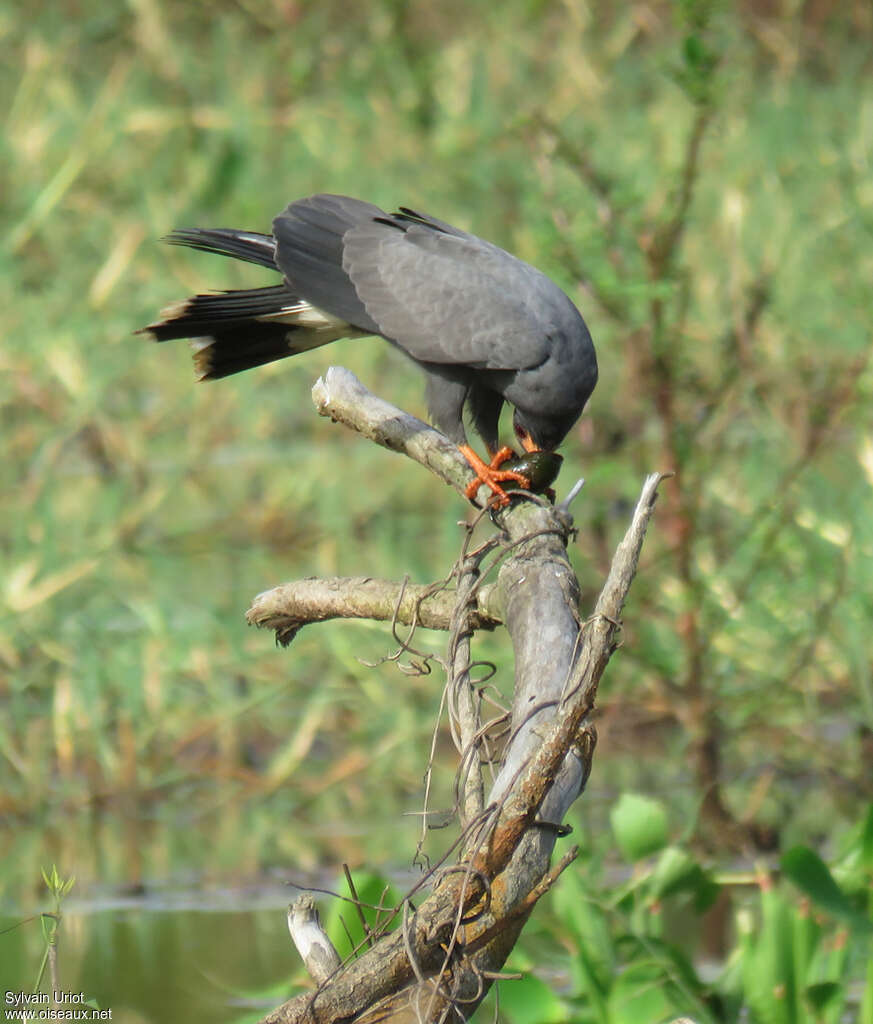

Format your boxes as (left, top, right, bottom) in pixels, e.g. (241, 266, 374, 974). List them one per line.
(513, 407, 580, 453)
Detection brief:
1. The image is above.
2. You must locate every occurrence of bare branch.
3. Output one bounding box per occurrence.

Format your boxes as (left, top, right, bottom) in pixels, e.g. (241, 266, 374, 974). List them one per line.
(447, 558, 486, 827)
(287, 895, 342, 985)
(473, 474, 665, 877)
(463, 845, 579, 957)
(313, 366, 488, 503)
(258, 467, 665, 1024)
(247, 576, 502, 646)
(249, 367, 666, 1023)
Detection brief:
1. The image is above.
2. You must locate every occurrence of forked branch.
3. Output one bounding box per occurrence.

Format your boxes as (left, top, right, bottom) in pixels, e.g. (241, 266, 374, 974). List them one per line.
(255, 368, 664, 1024)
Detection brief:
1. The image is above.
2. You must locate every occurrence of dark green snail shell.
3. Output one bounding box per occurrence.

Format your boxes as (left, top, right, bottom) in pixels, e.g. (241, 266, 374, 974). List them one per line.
(502, 451, 563, 493)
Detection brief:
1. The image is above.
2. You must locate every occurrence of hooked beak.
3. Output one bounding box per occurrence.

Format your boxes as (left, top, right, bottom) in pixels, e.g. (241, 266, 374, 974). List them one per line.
(515, 426, 540, 453)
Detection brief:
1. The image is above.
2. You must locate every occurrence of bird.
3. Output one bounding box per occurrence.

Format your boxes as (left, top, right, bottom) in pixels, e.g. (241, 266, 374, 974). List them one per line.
(139, 193, 597, 504)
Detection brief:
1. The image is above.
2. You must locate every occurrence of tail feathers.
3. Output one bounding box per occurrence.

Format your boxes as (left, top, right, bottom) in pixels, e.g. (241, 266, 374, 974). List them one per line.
(164, 228, 278, 270)
(138, 285, 351, 381)
(141, 285, 293, 342)
(191, 328, 306, 381)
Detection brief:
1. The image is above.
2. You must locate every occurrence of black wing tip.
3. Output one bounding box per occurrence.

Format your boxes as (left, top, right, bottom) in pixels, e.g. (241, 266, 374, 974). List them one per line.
(390, 206, 449, 234)
(159, 228, 241, 252)
(156, 227, 279, 270)
(161, 229, 203, 246)
(372, 215, 406, 232)
(136, 298, 197, 341)
(374, 208, 445, 235)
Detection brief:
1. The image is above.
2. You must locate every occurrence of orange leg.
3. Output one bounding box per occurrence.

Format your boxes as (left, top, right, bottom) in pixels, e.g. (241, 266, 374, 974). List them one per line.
(459, 444, 531, 507)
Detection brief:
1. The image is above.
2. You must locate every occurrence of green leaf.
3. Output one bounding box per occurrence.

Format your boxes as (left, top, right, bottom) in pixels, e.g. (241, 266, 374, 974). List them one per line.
(860, 803, 873, 869)
(860, 951, 873, 1024)
(498, 971, 568, 1024)
(611, 794, 669, 861)
(742, 885, 797, 1024)
(607, 961, 692, 1024)
(647, 845, 719, 910)
(322, 871, 402, 957)
(552, 870, 613, 1011)
(782, 846, 873, 935)
(804, 981, 842, 1013)
(683, 34, 706, 69)
(791, 897, 822, 986)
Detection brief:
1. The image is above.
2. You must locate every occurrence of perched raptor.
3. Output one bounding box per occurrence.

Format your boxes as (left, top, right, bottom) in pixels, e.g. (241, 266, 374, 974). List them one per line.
(140, 194, 598, 504)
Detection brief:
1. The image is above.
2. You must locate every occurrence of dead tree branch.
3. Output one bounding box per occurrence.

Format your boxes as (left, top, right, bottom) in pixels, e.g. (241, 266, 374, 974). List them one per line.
(447, 556, 486, 828)
(312, 366, 480, 502)
(287, 895, 342, 985)
(255, 368, 663, 1024)
(247, 576, 502, 646)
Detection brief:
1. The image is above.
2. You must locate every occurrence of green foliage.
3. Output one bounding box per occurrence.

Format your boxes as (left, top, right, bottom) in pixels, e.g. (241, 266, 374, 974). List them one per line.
(322, 870, 404, 958)
(35, 865, 76, 993)
(673, 0, 721, 104)
(24, 865, 100, 1008)
(515, 798, 873, 1024)
(781, 846, 872, 936)
(499, 944, 572, 1024)
(41, 865, 75, 908)
(610, 793, 670, 862)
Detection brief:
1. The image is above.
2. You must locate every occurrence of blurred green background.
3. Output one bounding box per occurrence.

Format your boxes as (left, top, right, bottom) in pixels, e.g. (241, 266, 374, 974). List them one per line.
(2, 0, 872, 1021)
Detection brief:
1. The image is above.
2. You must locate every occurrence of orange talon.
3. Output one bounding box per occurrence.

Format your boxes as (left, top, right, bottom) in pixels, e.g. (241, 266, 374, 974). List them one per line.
(459, 444, 531, 507)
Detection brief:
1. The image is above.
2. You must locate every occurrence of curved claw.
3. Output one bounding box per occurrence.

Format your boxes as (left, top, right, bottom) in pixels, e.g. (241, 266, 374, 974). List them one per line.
(459, 444, 531, 507)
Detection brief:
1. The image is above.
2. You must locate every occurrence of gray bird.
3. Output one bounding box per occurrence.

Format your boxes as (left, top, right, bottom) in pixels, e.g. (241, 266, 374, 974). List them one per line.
(140, 194, 597, 503)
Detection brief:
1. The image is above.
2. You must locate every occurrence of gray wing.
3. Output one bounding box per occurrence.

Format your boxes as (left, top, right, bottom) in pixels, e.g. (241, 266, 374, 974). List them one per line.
(272, 194, 383, 333)
(341, 221, 561, 371)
